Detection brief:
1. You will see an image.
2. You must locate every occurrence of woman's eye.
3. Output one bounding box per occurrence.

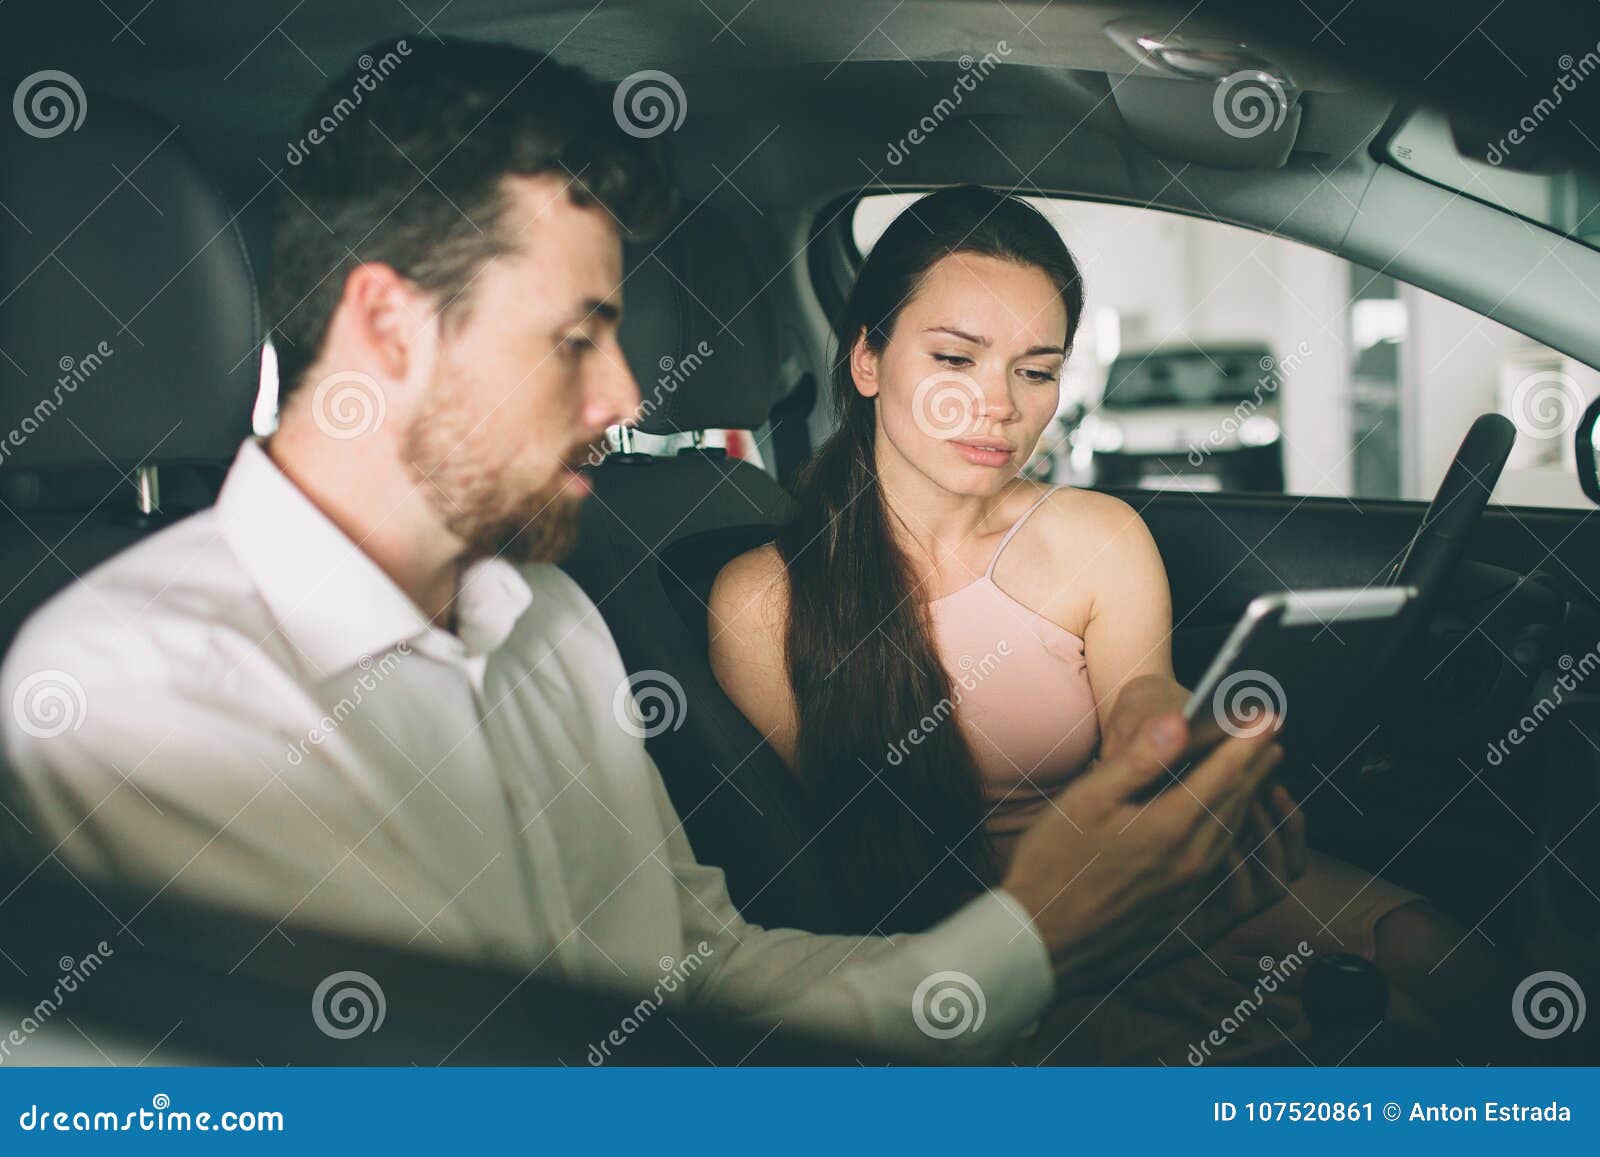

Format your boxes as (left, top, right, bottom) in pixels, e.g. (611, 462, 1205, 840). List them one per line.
(561, 334, 596, 357)
(932, 352, 972, 367)
(1020, 368, 1059, 383)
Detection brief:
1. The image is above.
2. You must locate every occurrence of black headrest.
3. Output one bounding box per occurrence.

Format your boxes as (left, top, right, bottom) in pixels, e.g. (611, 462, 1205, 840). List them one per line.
(0, 90, 259, 471)
(620, 207, 779, 435)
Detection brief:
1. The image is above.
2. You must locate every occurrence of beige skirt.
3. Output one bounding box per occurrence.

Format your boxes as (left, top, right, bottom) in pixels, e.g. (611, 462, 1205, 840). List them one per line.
(1017, 850, 1425, 1065)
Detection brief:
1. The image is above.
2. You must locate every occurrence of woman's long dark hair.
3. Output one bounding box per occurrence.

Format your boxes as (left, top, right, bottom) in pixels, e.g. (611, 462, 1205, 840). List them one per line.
(778, 186, 1085, 933)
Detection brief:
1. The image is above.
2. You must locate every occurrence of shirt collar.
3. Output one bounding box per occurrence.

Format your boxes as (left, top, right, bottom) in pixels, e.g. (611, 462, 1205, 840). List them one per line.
(215, 440, 533, 679)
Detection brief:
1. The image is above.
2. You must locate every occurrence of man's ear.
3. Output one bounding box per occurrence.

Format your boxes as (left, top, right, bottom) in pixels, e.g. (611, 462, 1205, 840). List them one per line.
(338, 262, 429, 385)
(848, 327, 880, 399)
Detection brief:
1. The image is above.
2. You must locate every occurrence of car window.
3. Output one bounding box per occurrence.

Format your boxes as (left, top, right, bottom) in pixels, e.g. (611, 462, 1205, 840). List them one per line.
(1103, 347, 1274, 409)
(853, 193, 1598, 508)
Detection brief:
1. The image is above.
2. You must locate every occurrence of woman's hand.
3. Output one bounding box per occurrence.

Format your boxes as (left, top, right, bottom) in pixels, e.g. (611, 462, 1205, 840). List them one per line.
(1099, 673, 1192, 762)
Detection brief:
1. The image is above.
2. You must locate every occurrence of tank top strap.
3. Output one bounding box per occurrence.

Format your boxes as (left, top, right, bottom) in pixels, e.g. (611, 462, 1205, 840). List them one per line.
(985, 485, 1066, 579)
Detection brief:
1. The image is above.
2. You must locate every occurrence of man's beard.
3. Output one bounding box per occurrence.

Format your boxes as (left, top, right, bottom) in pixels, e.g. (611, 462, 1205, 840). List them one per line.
(400, 370, 590, 566)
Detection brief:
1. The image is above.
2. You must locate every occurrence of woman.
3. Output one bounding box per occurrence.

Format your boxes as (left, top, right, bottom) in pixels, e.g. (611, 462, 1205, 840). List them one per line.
(709, 185, 1516, 1063)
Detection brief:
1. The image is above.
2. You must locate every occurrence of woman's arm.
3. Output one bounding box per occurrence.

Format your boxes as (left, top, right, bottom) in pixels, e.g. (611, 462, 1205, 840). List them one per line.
(1073, 493, 1189, 760)
(707, 544, 799, 765)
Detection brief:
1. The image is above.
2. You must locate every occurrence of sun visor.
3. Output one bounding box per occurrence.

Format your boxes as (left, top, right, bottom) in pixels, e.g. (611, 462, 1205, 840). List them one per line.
(1111, 74, 1302, 169)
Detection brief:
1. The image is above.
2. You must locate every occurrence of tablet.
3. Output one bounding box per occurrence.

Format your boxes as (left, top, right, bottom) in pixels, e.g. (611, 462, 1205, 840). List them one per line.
(1181, 587, 1418, 783)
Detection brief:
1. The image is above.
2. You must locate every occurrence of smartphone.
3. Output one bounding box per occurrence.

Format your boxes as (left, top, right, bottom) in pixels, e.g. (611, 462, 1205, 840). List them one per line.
(1178, 586, 1418, 791)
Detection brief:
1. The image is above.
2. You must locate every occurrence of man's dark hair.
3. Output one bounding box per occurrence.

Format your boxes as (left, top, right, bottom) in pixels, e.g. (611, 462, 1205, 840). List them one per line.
(266, 37, 674, 396)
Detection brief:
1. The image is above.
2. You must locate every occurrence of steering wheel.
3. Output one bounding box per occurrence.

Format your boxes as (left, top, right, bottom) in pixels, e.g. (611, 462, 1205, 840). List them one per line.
(1316, 415, 1520, 763)
(1388, 413, 1516, 612)
(1349, 414, 1523, 750)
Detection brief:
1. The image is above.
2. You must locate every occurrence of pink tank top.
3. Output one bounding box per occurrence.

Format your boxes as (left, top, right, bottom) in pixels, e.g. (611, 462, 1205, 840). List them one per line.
(927, 487, 1100, 860)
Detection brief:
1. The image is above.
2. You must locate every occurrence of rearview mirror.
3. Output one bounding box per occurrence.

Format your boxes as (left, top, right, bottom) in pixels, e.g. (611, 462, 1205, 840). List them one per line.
(1575, 394, 1600, 506)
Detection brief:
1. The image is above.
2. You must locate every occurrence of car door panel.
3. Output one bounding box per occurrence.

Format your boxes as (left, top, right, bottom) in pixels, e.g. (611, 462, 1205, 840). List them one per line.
(1107, 488, 1600, 685)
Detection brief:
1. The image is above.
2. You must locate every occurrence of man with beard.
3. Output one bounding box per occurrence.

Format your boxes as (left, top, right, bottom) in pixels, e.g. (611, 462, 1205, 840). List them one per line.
(0, 38, 1297, 1059)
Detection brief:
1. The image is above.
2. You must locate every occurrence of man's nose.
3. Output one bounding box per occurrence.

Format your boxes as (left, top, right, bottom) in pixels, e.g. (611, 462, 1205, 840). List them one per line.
(590, 346, 643, 431)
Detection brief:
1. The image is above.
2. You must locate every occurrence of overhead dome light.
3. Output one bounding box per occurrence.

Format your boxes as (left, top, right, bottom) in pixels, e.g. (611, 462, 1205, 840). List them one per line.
(1107, 21, 1293, 88)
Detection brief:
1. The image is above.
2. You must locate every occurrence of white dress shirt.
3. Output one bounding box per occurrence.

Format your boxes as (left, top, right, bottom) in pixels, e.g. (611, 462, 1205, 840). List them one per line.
(0, 440, 1053, 1058)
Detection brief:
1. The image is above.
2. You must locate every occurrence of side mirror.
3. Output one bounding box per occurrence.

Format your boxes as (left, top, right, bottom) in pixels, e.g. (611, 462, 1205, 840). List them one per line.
(1576, 394, 1600, 506)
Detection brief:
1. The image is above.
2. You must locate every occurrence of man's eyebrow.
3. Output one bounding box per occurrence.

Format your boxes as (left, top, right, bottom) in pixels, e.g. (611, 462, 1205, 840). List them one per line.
(573, 298, 621, 325)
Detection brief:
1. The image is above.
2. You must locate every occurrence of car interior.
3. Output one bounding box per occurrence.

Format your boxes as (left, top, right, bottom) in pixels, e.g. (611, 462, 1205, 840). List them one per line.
(2, 0, 1600, 1064)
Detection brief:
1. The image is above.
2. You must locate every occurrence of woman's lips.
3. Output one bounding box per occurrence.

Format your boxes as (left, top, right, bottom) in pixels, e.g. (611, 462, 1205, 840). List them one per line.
(951, 440, 1014, 468)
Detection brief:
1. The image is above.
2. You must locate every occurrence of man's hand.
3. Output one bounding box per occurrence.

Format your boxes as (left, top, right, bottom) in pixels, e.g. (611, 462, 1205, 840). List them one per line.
(1097, 673, 1191, 763)
(1000, 710, 1306, 993)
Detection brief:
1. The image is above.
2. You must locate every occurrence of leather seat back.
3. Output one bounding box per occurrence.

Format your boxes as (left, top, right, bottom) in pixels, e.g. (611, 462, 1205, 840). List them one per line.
(0, 95, 260, 867)
(563, 208, 839, 931)
(0, 95, 259, 654)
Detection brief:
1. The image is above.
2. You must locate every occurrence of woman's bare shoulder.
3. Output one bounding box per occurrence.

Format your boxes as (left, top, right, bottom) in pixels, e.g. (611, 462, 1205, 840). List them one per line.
(708, 543, 798, 760)
(1004, 483, 1161, 590)
(1008, 480, 1147, 540)
(709, 543, 790, 654)
(712, 543, 788, 613)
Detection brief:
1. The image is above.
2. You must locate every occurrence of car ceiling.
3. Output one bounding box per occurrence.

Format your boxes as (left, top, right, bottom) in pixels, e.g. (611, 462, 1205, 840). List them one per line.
(5, 0, 1600, 366)
(5, 0, 1593, 195)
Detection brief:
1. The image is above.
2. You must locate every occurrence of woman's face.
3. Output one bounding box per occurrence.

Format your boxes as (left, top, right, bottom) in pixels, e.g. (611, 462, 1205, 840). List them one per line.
(854, 252, 1068, 496)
